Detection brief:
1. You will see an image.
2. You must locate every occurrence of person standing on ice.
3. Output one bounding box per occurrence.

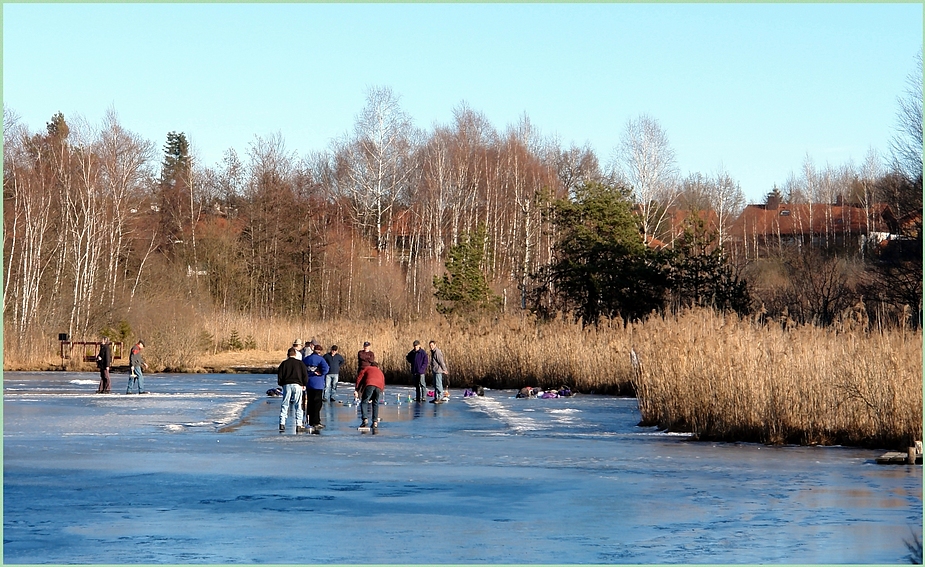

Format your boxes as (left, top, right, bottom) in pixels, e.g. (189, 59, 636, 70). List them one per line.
(277, 347, 308, 433)
(291, 339, 304, 360)
(429, 340, 449, 403)
(96, 337, 112, 394)
(302, 343, 329, 431)
(300, 337, 318, 359)
(126, 339, 149, 394)
(357, 341, 376, 373)
(406, 340, 429, 402)
(355, 360, 385, 431)
(323, 345, 345, 402)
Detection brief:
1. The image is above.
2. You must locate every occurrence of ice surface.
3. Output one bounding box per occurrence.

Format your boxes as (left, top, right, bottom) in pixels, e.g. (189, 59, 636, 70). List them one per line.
(4, 371, 922, 564)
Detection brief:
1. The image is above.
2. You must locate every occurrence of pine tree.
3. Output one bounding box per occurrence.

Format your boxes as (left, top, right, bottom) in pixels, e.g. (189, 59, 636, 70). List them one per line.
(433, 224, 501, 318)
(161, 132, 190, 184)
(665, 216, 750, 314)
(158, 132, 191, 248)
(530, 181, 667, 324)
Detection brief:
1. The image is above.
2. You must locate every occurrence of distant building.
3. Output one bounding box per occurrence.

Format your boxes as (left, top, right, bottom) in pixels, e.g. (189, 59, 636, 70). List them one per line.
(728, 193, 894, 259)
(652, 207, 721, 250)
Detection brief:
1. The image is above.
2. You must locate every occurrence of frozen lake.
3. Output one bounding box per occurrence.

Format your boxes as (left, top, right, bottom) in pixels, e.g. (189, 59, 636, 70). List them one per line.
(4, 371, 922, 564)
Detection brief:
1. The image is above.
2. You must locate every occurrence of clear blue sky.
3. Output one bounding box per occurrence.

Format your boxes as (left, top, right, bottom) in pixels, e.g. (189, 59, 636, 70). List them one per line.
(3, 3, 921, 203)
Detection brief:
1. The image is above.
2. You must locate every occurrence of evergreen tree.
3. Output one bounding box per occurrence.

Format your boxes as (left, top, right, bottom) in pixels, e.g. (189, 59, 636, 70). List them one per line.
(45, 111, 69, 140)
(433, 224, 501, 318)
(665, 216, 751, 314)
(158, 131, 192, 251)
(161, 131, 190, 184)
(530, 181, 667, 324)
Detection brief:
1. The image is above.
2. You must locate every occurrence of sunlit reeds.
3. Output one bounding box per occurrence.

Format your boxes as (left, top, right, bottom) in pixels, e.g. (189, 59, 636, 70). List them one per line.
(628, 310, 922, 448)
(9, 307, 920, 448)
(193, 308, 922, 447)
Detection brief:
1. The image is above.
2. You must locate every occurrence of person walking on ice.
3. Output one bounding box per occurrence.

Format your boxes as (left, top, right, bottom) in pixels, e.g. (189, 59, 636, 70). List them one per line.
(291, 339, 304, 360)
(96, 337, 112, 394)
(126, 339, 149, 394)
(355, 360, 385, 432)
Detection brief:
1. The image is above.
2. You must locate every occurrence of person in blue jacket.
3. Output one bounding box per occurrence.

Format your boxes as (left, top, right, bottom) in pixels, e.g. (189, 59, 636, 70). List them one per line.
(302, 343, 329, 431)
(406, 340, 429, 402)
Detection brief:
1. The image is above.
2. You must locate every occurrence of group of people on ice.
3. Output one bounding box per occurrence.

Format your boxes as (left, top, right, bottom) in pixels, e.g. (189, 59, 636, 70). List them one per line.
(276, 338, 449, 434)
(516, 385, 573, 399)
(95, 337, 148, 395)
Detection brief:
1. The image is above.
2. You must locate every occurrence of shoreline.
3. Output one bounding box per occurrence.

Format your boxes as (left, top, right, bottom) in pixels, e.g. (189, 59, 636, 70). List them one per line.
(4, 349, 287, 375)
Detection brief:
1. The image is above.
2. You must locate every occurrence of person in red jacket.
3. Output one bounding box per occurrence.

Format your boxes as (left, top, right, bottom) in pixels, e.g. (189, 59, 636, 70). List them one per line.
(355, 360, 385, 431)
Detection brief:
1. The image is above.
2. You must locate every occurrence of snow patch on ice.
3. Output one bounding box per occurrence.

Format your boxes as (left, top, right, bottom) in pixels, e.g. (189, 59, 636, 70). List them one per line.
(69, 379, 98, 386)
(633, 430, 695, 438)
(546, 407, 580, 425)
(209, 396, 259, 426)
(163, 422, 215, 432)
(464, 396, 546, 433)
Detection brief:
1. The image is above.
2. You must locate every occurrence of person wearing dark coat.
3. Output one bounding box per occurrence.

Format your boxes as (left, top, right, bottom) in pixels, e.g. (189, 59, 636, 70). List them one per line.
(406, 340, 429, 402)
(323, 345, 345, 402)
(96, 338, 113, 394)
(357, 341, 376, 373)
(278, 347, 308, 432)
(302, 344, 329, 430)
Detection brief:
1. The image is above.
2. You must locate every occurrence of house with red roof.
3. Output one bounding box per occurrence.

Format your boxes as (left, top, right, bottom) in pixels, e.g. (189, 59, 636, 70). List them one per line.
(727, 192, 894, 260)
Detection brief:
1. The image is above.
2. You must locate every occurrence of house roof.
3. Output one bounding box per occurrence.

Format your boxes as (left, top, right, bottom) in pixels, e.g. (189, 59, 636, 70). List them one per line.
(729, 203, 893, 238)
(664, 207, 720, 235)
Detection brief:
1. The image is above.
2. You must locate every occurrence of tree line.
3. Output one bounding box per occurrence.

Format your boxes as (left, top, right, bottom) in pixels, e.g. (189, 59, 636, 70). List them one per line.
(3, 61, 922, 359)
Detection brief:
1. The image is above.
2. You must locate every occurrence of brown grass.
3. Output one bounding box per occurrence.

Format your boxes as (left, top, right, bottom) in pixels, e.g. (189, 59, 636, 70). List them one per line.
(7, 308, 920, 449)
(629, 310, 922, 448)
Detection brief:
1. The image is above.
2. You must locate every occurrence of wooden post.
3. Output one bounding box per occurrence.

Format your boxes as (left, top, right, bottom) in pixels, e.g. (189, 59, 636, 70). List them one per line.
(908, 447, 916, 464)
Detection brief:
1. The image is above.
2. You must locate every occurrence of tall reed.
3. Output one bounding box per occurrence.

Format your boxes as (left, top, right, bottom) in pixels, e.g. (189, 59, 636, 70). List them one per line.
(9, 308, 920, 448)
(629, 310, 922, 448)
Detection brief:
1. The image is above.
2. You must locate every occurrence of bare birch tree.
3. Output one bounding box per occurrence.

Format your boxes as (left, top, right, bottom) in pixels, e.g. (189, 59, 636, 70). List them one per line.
(335, 86, 418, 263)
(242, 132, 297, 316)
(3, 116, 58, 347)
(890, 49, 923, 185)
(856, 148, 882, 244)
(708, 167, 746, 247)
(556, 142, 601, 199)
(62, 115, 112, 339)
(97, 108, 155, 307)
(611, 114, 680, 241)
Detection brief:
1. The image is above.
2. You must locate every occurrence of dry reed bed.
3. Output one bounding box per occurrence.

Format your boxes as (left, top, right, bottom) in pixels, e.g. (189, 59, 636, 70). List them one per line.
(193, 313, 638, 392)
(9, 308, 920, 448)
(629, 311, 922, 448)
